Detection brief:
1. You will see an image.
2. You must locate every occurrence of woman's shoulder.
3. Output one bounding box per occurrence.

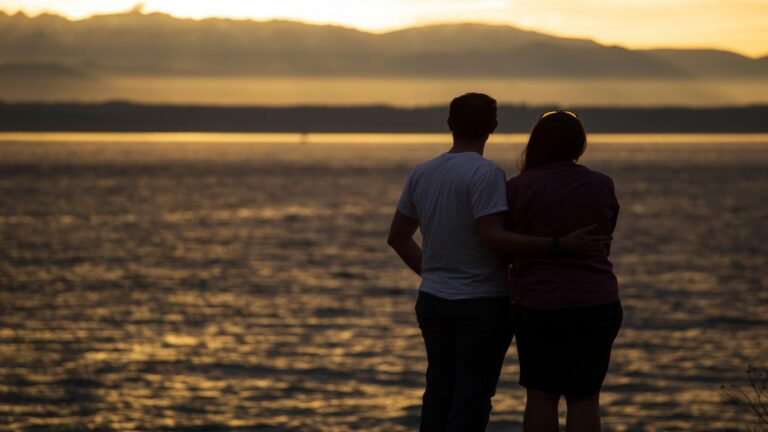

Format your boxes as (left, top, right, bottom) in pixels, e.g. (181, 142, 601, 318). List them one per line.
(505, 171, 532, 189)
(507, 163, 615, 189)
(578, 165, 615, 187)
(578, 166, 618, 204)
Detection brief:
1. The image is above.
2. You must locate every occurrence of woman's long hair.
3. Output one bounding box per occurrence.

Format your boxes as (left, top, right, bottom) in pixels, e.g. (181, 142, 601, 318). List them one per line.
(519, 111, 587, 173)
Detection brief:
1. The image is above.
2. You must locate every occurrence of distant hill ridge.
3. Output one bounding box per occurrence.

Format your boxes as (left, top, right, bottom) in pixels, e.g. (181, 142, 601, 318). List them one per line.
(0, 9, 766, 78)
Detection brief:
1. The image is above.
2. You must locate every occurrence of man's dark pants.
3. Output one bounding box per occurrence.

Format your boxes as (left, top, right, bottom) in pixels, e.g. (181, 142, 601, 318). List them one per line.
(415, 290, 513, 432)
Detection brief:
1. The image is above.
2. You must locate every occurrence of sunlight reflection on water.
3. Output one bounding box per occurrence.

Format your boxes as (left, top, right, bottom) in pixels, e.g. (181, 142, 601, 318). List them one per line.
(1, 133, 767, 431)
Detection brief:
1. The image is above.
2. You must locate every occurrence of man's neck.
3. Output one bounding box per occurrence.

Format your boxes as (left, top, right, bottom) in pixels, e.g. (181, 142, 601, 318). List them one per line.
(448, 139, 487, 156)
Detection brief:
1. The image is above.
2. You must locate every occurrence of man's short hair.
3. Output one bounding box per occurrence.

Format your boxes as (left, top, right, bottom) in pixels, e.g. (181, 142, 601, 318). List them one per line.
(448, 93, 498, 140)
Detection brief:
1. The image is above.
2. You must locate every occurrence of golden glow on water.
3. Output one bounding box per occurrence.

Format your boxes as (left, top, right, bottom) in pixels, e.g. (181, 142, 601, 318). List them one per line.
(0, 132, 458, 144)
(3, 132, 768, 144)
(0, 135, 766, 430)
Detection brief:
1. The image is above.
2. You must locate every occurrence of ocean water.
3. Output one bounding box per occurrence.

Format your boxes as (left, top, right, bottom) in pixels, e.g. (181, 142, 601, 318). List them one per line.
(1, 133, 767, 431)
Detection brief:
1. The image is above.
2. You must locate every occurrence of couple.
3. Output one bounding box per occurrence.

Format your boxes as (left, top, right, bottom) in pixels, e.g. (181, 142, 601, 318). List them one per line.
(387, 93, 622, 432)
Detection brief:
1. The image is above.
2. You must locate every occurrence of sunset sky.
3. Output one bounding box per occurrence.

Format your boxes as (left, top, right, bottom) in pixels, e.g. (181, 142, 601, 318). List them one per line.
(1, 0, 767, 57)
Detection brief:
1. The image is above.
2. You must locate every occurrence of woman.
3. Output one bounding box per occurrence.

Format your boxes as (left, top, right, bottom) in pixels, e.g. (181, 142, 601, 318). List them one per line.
(506, 110, 622, 432)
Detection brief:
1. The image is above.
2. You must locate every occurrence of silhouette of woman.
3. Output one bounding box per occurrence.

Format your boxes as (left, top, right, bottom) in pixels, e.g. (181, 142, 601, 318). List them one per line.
(505, 110, 623, 432)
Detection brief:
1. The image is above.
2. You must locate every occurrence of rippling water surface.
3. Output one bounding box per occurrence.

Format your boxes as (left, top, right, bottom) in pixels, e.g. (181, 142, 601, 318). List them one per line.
(1, 133, 767, 431)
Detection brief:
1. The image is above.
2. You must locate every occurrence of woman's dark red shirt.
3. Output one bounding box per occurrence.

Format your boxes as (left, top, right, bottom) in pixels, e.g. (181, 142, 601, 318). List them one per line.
(505, 160, 620, 309)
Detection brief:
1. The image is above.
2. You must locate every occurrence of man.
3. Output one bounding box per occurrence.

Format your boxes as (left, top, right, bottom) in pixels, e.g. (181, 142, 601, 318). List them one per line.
(387, 93, 606, 431)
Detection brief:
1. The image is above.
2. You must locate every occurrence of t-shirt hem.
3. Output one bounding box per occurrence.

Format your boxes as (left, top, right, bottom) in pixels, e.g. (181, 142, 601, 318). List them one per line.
(419, 287, 510, 300)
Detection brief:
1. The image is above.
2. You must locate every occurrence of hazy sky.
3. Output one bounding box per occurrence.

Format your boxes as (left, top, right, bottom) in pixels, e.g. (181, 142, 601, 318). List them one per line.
(2, 0, 767, 57)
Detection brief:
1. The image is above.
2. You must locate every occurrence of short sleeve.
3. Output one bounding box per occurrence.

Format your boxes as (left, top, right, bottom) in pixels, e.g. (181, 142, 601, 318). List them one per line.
(470, 166, 508, 219)
(396, 171, 418, 218)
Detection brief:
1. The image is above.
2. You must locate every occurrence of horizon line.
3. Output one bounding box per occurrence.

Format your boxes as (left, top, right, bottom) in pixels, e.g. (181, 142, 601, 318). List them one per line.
(3, 99, 768, 110)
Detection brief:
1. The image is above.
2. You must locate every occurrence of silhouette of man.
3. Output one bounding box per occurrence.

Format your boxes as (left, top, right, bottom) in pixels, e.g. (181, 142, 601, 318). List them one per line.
(387, 93, 605, 431)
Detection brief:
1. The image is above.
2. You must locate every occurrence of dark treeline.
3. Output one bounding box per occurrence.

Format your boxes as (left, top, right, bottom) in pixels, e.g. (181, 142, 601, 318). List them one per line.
(1, 102, 767, 133)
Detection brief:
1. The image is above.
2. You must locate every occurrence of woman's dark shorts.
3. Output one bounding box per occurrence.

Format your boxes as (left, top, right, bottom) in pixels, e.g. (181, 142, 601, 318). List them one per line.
(513, 300, 623, 397)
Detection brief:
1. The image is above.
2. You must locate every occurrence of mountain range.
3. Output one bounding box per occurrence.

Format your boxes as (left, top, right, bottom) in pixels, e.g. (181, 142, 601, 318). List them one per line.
(1, 9, 766, 79)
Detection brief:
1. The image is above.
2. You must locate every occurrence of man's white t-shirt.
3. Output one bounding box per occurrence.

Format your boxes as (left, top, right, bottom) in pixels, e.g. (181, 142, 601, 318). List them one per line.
(397, 151, 509, 300)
